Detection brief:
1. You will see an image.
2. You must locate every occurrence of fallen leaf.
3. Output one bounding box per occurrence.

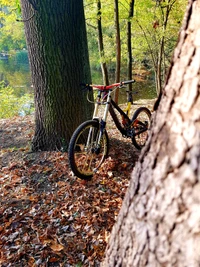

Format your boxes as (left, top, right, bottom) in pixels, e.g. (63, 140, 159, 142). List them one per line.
(50, 243, 64, 252)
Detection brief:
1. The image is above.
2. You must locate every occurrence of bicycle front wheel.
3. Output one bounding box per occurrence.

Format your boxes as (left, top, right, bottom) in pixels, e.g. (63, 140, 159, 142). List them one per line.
(68, 120, 109, 180)
(131, 107, 151, 150)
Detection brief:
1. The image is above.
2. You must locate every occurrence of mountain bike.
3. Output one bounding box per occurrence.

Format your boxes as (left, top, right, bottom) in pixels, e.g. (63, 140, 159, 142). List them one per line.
(68, 80, 151, 180)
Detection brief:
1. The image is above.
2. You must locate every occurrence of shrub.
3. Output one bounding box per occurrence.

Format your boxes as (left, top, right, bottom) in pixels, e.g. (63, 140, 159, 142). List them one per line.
(0, 81, 34, 118)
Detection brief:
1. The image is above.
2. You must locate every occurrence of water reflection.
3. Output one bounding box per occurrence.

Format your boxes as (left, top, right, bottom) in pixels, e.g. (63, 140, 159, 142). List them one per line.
(0, 52, 157, 104)
(92, 70, 157, 104)
(0, 51, 32, 97)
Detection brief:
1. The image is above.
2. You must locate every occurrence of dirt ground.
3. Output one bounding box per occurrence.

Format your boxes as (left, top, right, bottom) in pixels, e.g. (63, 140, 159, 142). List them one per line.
(0, 115, 34, 168)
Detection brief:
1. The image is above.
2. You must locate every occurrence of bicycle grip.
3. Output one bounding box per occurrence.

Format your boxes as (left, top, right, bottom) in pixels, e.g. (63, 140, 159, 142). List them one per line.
(123, 80, 135, 85)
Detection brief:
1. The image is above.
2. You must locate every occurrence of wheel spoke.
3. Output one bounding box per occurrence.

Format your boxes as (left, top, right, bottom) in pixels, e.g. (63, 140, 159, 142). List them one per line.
(68, 120, 109, 180)
(131, 107, 151, 150)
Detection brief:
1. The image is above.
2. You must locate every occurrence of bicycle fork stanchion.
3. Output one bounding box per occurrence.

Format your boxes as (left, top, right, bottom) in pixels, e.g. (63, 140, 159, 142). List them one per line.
(95, 91, 111, 153)
(94, 120, 106, 155)
(92, 90, 101, 120)
(85, 91, 101, 151)
(85, 90, 110, 172)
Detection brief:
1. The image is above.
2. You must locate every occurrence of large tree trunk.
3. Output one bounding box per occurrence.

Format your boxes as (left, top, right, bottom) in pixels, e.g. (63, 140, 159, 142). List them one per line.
(102, 0, 200, 266)
(20, 0, 92, 151)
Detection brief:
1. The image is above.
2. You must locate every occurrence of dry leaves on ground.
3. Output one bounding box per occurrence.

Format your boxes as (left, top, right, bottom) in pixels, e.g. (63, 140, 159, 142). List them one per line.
(0, 100, 154, 266)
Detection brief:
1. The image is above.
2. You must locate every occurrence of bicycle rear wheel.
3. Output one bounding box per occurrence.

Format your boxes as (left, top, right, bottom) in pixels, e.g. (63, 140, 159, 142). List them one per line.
(68, 120, 109, 180)
(131, 107, 151, 150)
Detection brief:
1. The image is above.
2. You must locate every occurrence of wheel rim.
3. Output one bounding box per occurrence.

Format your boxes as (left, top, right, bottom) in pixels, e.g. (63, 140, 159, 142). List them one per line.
(73, 125, 107, 176)
(132, 110, 151, 148)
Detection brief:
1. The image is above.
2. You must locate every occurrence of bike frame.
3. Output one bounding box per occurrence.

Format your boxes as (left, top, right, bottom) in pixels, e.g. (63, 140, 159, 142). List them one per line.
(91, 87, 133, 148)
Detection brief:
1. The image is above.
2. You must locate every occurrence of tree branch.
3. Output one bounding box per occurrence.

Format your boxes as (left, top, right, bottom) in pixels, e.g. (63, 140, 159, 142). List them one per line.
(27, 0, 38, 11)
(16, 13, 35, 22)
(86, 22, 97, 30)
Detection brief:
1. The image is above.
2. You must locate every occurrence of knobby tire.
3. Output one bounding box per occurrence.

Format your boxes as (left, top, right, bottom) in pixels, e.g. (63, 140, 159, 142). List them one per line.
(68, 120, 109, 180)
(131, 107, 151, 150)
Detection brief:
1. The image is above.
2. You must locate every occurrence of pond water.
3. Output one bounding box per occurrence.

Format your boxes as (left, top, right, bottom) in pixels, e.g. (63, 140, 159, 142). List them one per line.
(0, 51, 32, 97)
(0, 52, 157, 106)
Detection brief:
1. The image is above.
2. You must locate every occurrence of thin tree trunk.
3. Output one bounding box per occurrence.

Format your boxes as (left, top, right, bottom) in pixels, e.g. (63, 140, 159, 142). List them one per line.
(156, 1, 173, 95)
(127, 0, 134, 96)
(114, 0, 121, 103)
(97, 0, 109, 85)
(102, 0, 200, 265)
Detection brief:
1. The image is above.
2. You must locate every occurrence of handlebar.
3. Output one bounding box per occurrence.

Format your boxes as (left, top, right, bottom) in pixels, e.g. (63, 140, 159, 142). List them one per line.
(81, 80, 135, 91)
(122, 80, 135, 85)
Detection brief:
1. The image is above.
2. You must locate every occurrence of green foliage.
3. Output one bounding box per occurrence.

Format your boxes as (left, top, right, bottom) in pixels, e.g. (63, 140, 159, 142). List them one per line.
(133, 0, 186, 61)
(0, 0, 188, 119)
(15, 0, 21, 15)
(0, 0, 25, 51)
(0, 82, 34, 118)
(84, 0, 187, 74)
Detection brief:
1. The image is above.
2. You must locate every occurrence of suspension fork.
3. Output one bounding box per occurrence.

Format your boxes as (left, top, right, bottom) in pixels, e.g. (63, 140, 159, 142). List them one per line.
(87, 91, 111, 152)
(96, 91, 111, 147)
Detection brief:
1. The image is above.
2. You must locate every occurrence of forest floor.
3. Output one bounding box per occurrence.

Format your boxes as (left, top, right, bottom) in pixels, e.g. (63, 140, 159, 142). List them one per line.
(0, 99, 155, 267)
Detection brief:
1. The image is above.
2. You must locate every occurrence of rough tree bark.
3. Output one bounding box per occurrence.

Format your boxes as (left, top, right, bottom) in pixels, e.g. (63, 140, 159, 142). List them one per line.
(102, 0, 200, 266)
(20, 0, 92, 151)
(97, 0, 109, 86)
